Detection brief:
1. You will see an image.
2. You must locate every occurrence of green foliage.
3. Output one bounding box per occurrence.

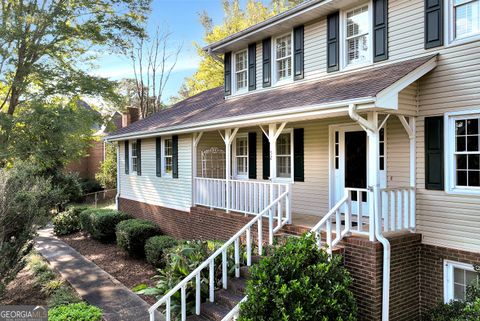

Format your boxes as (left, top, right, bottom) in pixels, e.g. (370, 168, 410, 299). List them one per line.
(48, 287, 82, 308)
(145, 235, 179, 268)
(48, 302, 102, 321)
(41, 280, 64, 296)
(115, 219, 160, 258)
(79, 179, 103, 194)
(53, 206, 89, 236)
(239, 234, 357, 321)
(424, 265, 480, 321)
(80, 209, 131, 243)
(96, 142, 117, 189)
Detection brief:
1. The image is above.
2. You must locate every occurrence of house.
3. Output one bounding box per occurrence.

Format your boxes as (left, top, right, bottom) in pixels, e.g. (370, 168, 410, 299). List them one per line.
(106, 0, 480, 320)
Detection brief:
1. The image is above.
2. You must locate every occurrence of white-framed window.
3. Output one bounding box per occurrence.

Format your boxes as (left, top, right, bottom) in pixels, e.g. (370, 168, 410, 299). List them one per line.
(276, 130, 293, 179)
(234, 50, 248, 92)
(131, 140, 138, 173)
(450, 0, 480, 41)
(274, 33, 292, 83)
(233, 135, 248, 178)
(444, 260, 479, 302)
(163, 137, 173, 177)
(445, 111, 480, 194)
(343, 4, 371, 67)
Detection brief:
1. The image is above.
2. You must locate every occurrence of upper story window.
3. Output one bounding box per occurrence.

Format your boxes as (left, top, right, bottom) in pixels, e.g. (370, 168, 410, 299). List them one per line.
(234, 50, 248, 92)
(275, 34, 292, 82)
(453, 0, 480, 39)
(234, 135, 248, 178)
(276, 131, 293, 179)
(131, 140, 138, 173)
(163, 137, 173, 176)
(345, 5, 371, 67)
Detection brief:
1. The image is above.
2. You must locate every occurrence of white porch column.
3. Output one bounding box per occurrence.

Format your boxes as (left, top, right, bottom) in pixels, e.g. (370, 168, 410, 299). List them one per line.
(115, 142, 120, 210)
(408, 117, 416, 230)
(367, 112, 380, 242)
(192, 132, 204, 207)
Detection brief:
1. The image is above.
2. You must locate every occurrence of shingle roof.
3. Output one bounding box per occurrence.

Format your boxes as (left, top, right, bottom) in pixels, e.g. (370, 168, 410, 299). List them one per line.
(109, 55, 435, 139)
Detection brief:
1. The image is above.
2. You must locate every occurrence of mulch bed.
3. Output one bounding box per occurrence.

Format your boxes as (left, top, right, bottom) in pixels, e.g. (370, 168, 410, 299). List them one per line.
(0, 266, 48, 306)
(59, 232, 158, 305)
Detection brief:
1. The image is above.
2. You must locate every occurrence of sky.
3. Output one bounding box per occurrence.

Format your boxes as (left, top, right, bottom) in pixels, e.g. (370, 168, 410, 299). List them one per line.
(93, 0, 240, 103)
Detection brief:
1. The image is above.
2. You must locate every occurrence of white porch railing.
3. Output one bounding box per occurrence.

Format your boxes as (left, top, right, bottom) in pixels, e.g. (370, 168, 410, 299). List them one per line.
(379, 186, 416, 232)
(149, 189, 291, 321)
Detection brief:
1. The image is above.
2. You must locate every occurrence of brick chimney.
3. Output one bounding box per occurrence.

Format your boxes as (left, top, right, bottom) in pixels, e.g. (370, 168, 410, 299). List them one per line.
(121, 107, 140, 128)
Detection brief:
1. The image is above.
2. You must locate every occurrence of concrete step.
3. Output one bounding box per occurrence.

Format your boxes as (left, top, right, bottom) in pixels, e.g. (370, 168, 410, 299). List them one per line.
(201, 302, 231, 321)
(215, 288, 244, 309)
(186, 315, 208, 321)
(227, 277, 247, 295)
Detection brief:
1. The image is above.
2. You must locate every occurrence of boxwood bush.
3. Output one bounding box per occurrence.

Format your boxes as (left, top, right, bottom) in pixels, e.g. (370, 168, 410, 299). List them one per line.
(144, 235, 179, 267)
(79, 209, 131, 243)
(48, 302, 102, 321)
(239, 233, 357, 321)
(53, 206, 88, 236)
(116, 219, 159, 258)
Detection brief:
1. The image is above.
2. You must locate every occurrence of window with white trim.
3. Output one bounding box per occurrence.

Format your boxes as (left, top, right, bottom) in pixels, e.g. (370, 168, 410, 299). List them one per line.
(276, 131, 293, 179)
(163, 137, 173, 176)
(234, 135, 248, 178)
(444, 260, 479, 302)
(344, 5, 371, 66)
(452, 0, 480, 40)
(131, 141, 138, 173)
(275, 34, 292, 82)
(234, 50, 248, 92)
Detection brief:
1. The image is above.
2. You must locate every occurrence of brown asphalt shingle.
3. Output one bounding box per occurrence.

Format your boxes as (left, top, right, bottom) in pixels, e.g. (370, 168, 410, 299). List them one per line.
(109, 55, 435, 139)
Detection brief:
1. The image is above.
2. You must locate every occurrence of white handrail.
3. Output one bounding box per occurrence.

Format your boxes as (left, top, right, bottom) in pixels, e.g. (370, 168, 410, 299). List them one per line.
(149, 190, 290, 321)
(379, 186, 416, 232)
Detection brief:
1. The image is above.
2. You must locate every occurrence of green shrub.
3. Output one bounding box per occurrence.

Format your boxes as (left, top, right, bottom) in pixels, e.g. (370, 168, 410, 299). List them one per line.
(48, 302, 102, 321)
(239, 234, 357, 321)
(79, 179, 103, 194)
(80, 209, 131, 243)
(53, 206, 88, 236)
(144, 235, 179, 268)
(116, 219, 159, 258)
(41, 280, 64, 295)
(48, 286, 82, 308)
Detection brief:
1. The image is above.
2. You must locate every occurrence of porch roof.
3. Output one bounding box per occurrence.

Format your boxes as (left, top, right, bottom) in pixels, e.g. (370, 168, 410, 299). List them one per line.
(107, 55, 437, 141)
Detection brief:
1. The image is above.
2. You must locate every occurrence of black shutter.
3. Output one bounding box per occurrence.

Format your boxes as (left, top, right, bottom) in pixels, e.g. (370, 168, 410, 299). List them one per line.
(293, 25, 304, 80)
(124, 141, 129, 175)
(373, 0, 388, 62)
(224, 52, 232, 96)
(248, 132, 257, 179)
(425, 116, 444, 190)
(327, 12, 340, 72)
(262, 134, 270, 180)
(248, 43, 256, 91)
(262, 38, 271, 87)
(293, 128, 304, 182)
(172, 135, 179, 179)
(136, 139, 142, 176)
(156, 137, 162, 177)
(425, 0, 443, 49)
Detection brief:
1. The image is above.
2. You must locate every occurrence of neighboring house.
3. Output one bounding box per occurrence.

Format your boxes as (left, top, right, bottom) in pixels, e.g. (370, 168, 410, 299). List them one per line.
(106, 0, 480, 320)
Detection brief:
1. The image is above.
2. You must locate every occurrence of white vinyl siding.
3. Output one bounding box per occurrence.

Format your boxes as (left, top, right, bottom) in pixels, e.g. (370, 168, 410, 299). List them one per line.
(119, 135, 192, 211)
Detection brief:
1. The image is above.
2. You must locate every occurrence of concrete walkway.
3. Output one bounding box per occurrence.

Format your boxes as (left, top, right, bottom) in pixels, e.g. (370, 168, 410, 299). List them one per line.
(35, 227, 164, 321)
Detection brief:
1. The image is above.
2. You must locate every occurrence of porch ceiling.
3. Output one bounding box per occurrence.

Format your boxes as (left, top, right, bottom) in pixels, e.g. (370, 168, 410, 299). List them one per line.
(107, 55, 437, 142)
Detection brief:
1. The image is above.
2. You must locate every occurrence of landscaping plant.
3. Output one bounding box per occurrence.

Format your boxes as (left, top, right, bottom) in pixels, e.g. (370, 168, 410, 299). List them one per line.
(116, 219, 160, 258)
(80, 209, 131, 243)
(53, 206, 89, 236)
(145, 235, 179, 268)
(48, 302, 102, 321)
(239, 233, 357, 321)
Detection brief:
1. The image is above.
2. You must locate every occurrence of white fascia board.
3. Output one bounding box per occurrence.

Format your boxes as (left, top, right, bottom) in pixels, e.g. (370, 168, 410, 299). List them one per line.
(106, 97, 376, 142)
(375, 56, 438, 109)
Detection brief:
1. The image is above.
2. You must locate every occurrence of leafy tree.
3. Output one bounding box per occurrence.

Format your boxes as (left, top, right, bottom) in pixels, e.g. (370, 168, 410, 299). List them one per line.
(172, 0, 305, 101)
(96, 142, 117, 189)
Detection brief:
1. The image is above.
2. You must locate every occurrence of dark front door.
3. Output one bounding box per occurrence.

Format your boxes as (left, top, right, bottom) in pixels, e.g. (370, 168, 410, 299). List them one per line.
(345, 131, 367, 201)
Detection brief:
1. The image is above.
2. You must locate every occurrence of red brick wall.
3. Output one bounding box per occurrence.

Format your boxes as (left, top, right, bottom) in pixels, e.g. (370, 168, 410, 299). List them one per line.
(419, 244, 480, 318)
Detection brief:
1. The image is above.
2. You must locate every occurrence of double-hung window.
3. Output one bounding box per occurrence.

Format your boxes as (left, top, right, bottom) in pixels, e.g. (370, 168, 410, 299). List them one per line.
(234, 135, 248, 178)
(452, 0, 480, 40)
(345, 5, 371, 67)
(131, 140, 138, 173)
(163, 137, 173, 176)
(275, 34, 292, 82)
(444, 260, 479, 302)
(235, 50, 248, 92)
(276, 131, 293, 179)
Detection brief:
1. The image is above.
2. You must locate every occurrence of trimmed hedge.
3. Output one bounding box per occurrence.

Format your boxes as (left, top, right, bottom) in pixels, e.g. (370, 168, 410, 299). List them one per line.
(48, 302, 102, 321)
(79, 209, 131, 243)
(53, 206, 88, 236)
(116, 219, 159, 258)
(145, 235, 179, 267)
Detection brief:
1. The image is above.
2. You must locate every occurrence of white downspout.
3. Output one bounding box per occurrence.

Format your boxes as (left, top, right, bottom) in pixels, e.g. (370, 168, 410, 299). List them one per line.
(115, 142, 121, 210)
(348, 104, 390, 321)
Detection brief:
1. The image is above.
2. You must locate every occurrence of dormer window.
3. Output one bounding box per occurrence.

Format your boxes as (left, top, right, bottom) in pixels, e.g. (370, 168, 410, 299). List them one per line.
(344, 4, 371, 67)
(234, 50, 248, 92)
(275, 34, 292, 82)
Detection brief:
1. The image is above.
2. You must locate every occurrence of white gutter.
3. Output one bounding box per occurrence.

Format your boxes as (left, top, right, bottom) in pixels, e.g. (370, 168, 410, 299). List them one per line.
(106, 97, 376, 142)
(115, 142, 120, 210)
(348, 104, 376, 133)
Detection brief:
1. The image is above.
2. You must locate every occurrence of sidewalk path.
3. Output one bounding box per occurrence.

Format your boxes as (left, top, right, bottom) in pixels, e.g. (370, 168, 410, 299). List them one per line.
(35, 227, 164, 321)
